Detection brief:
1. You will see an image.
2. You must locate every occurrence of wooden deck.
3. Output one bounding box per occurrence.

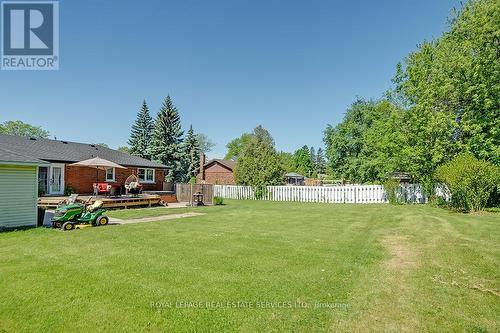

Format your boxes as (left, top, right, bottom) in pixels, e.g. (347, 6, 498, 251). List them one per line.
(38, 194, 162, 209)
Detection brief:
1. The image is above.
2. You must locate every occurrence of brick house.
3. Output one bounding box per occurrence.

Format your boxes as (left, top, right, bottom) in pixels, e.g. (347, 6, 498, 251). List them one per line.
(196, 154, 236, 185)
(0, 134, 166, 195)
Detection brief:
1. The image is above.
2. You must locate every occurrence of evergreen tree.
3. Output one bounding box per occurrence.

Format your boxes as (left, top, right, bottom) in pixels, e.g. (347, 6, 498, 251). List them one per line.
(148, 96, 185, 183)
(310, 146, 316, 172)
(293, 145, 314, 177)
(183, 125, 201, 179)
(128, 100, 154, 159)
(316, 148, 326, 175)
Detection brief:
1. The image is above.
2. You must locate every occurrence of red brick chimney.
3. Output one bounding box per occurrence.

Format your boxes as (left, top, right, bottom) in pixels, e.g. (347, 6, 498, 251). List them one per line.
(199, 154, 206, 181)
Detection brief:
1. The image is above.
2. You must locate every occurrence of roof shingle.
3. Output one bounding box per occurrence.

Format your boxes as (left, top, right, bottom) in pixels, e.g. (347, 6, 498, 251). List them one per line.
(0, 134, 166, 168)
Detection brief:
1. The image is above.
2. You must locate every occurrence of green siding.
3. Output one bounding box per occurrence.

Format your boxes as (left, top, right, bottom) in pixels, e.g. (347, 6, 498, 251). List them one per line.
(0, 165, 38, 228)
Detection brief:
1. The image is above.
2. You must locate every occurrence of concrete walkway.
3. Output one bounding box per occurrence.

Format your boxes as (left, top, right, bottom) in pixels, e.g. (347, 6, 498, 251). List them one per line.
(109, 212, 205, 225)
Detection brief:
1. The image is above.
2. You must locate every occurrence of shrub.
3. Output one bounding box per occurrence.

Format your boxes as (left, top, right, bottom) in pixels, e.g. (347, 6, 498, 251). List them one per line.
(213, 196, 224, 205)
(435, 153, 499, 212)
(64, 186, 76, 196)
(383, 178, 401, 204)
(428, 195, 448, 208)
(253, 186, 269, 200)
(38, 187, 46, 197)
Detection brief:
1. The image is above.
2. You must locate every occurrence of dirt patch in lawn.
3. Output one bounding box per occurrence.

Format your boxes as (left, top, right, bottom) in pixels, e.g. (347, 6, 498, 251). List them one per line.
(110, 212, 206, 225)
(348, 235, 421, 332)
(382, 235, 420, 272)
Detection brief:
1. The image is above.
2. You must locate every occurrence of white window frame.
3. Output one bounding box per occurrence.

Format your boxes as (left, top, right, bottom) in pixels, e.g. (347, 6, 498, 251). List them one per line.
(137, 168, 155, 183)
(105, 167, 115, 182)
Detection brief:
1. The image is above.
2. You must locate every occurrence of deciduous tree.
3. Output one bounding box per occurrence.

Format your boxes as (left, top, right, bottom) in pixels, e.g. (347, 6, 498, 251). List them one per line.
(234, 126, 284, 185)
(0, 120, 49, 138)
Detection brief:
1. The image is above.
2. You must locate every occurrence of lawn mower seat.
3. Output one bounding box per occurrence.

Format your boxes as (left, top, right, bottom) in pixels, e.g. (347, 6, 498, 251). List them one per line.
(87, 200, 103, 212)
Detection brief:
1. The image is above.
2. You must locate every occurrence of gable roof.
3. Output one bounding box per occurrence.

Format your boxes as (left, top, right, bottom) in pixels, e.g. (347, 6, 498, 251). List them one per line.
(204, 159, 236, 171)
(285, 172, 304, 178)
(0, 134, 166, 168)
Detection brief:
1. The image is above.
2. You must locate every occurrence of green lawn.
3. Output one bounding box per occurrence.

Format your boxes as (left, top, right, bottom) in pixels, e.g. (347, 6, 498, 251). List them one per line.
(0, 200, 498, 332)
(107, 206, 199, 220)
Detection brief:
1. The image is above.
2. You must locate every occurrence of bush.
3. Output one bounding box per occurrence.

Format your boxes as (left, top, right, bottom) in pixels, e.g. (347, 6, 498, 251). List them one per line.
(428, 195, 448, 208)
(435, 153, 500, 212)
(253, 186, 270, 200)
(383, 178, 401, 204)
(213, 196, 224, 205)
(64, 186, 76, 196)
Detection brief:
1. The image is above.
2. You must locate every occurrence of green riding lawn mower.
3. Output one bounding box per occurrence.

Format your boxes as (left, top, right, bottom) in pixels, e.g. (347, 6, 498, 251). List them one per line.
(51, 195, 110, 231)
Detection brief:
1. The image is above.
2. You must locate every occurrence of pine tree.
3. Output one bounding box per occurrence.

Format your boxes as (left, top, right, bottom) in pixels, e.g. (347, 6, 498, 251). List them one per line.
(316, 148, 326, 175)
(128, 100, 154, 159)
(148, 96, 185, 183)
(183, 125, 201, 179)
(310, 146, 316, 172)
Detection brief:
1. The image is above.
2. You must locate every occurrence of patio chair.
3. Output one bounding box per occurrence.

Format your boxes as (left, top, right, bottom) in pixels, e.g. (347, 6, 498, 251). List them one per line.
(93, 183, 111, 196)
(87, 200, 103, 212)
(57, 194, 79, 208)
(66, 194, 79, 204)
(124, 174, 143, 195)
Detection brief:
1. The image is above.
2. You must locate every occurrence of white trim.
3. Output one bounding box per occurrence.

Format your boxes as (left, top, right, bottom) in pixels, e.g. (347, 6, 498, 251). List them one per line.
(35, 166, 40, 210)
(137, 168, 155, 183)
(105, 167, 115, 182)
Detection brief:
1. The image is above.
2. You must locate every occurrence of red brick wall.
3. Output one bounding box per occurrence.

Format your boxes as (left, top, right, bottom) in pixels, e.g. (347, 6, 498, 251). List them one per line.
(65, 165, 164, 194)
(197, 163, 235, 185)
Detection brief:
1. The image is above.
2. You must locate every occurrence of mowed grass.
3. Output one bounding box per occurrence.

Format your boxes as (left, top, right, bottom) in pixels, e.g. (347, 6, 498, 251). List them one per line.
(107, 206, 200, 220)
(0, 200, 498, 332)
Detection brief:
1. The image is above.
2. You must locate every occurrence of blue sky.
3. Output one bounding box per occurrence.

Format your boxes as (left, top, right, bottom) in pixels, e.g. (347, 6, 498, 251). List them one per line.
(0, 0, 460, 158)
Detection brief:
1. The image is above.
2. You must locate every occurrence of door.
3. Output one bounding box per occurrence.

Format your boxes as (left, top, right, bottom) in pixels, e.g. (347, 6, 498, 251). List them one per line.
(49, 164, 65, 195)
(38, 166, 49, 195)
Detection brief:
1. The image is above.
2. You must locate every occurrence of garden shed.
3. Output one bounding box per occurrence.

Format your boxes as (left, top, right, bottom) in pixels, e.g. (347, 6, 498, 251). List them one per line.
(0, 146, 48, 229)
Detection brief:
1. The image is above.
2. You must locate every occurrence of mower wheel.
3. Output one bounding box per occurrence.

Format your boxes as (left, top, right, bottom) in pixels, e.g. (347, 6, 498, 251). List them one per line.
(61, 222, 75, 231)
(96, 215, 109, 226)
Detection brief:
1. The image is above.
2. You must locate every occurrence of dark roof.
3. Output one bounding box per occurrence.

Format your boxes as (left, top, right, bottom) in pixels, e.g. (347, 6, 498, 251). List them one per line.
(285, 172, 304, 178)
(0, 134, 166, 168)
(0, 145, 48, 165)
(205, 159, 236, 171)
(386, 172, 411, 181)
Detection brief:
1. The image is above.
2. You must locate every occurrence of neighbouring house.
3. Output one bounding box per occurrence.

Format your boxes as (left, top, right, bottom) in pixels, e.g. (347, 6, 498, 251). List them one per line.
(0, 146, 49, 228)
(196, 154, 236, 185)
(285, 172, 305, 186)
(386, 172, 412, 184)
(0, 134, 167, 196)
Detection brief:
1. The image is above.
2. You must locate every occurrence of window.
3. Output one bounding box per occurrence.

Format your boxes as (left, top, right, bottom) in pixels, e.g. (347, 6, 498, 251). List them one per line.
(138, 168, 155, 183)
(106, 167, 115, 182)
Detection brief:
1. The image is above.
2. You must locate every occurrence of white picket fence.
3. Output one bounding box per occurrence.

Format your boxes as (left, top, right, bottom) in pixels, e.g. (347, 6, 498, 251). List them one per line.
(214, 184, 428, 204)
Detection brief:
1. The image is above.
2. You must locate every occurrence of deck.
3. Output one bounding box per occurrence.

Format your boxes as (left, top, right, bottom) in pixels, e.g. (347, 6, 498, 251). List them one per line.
(38, 194, 163, 209)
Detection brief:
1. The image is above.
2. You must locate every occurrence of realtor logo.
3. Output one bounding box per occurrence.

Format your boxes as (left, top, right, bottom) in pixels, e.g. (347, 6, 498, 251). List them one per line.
(1, 1, 59, 70)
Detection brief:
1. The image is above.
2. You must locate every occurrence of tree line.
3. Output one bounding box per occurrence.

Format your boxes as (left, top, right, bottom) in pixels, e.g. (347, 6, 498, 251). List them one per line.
(323, 0, 499, 191)
(225, 129, 326, 183)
